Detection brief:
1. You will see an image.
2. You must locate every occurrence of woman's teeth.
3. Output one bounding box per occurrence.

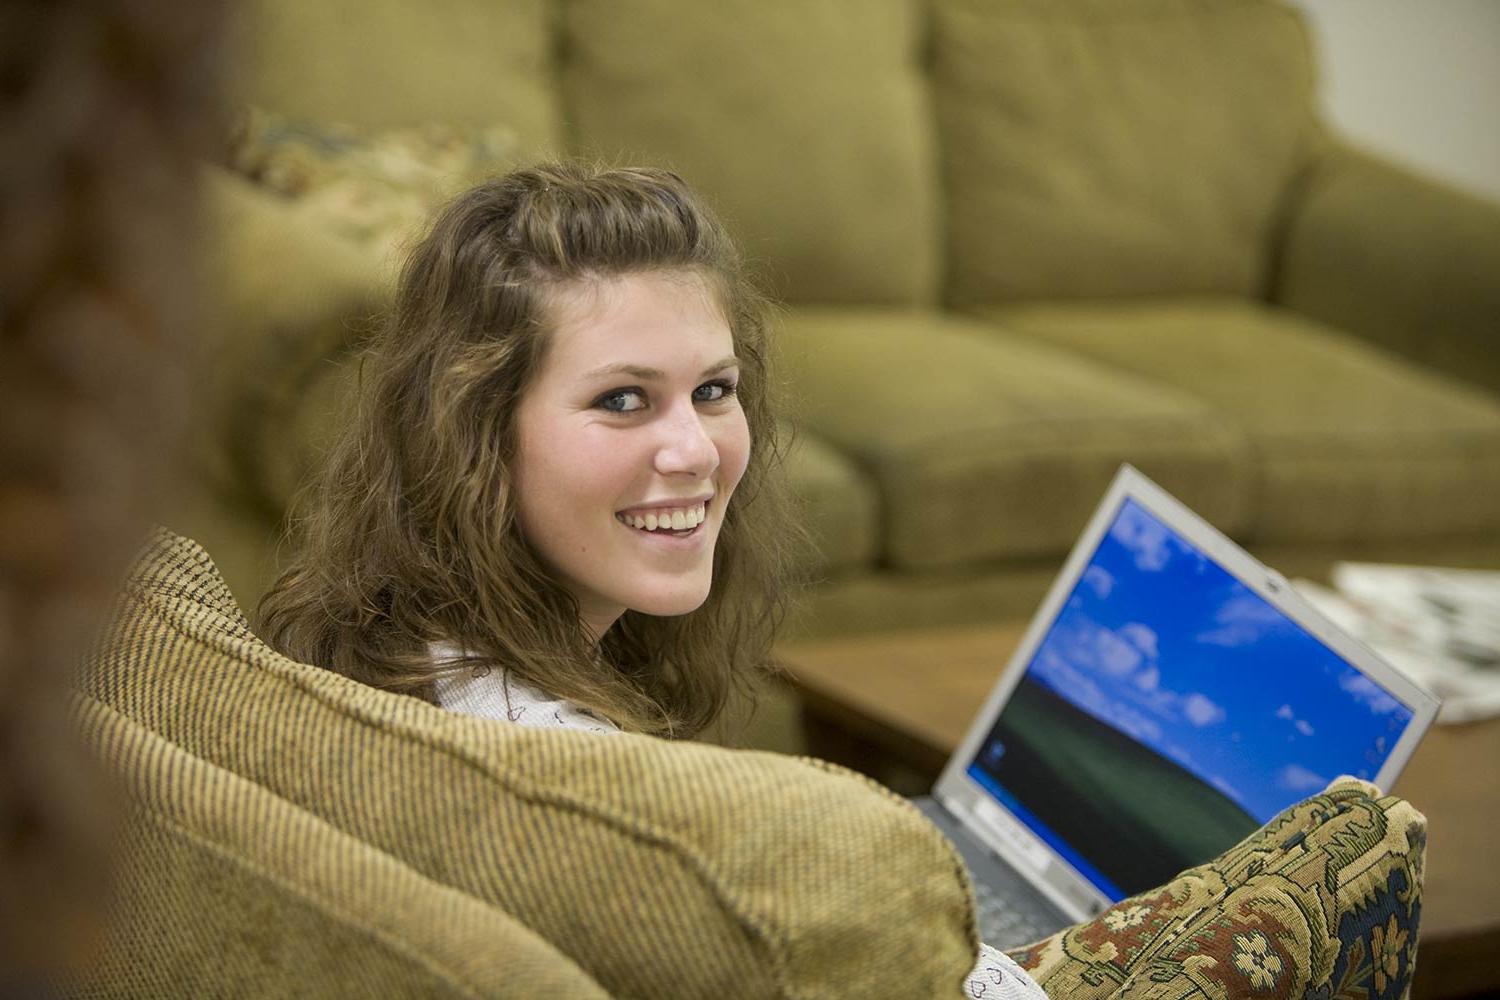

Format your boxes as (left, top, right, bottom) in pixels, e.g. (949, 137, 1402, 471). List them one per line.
(616, 502, 707, 532)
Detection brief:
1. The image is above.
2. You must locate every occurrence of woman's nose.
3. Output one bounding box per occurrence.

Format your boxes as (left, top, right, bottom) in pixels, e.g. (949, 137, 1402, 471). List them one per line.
(654, 406, 719, 477)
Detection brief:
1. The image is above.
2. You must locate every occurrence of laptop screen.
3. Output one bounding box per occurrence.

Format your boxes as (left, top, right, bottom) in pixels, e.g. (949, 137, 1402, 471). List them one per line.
(964, 497, 1419, 901)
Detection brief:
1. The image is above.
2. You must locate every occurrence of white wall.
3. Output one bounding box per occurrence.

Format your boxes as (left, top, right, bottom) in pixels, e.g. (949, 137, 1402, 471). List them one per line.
(1288, 0, 1500, 202)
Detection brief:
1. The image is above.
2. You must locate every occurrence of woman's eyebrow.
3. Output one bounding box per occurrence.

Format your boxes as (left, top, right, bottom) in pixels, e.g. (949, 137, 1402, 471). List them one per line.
(578, 356, 740, 382)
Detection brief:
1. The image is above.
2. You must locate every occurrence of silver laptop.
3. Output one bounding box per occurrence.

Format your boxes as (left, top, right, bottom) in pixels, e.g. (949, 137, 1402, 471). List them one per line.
(915, 465, 1441, 947)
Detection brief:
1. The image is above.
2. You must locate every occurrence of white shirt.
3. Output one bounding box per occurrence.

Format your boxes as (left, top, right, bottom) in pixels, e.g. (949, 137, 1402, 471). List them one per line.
(428, 643, 1046, 999)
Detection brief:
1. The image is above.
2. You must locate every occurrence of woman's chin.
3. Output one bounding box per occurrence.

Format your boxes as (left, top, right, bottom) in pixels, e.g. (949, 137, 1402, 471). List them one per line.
(627, 583, 713, 619)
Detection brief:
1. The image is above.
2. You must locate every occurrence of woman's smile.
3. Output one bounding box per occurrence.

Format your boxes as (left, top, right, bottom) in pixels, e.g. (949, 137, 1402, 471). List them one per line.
(613, 499, 713, 549)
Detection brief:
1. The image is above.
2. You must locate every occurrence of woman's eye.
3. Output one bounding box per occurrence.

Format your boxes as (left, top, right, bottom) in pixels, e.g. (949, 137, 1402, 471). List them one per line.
(597, 389, 646, 413)
(693, 379, 738, 404)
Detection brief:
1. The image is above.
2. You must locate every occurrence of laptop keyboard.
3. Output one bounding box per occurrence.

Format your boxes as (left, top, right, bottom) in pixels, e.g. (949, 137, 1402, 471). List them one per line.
(972, 877, 1053, 947)
(912, 795, 1070, 948)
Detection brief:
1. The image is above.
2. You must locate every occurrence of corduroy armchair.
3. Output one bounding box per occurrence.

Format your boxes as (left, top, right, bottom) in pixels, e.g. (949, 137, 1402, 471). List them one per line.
(66, 531, 1427, 998)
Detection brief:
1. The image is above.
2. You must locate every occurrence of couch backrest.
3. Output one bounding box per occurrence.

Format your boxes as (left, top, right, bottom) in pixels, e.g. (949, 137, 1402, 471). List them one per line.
(231, 0, 940, 308)
(232, 0, 563, 151)
(931, 0, 1320, 306)
(232, 0, 1323, 310)
(70, 698, 609, 998)
(80, 530, 981, 998)
(560, 0, 942, 306)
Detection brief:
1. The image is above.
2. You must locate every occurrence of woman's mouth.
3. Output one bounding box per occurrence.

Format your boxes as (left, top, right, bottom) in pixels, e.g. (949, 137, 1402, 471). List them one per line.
(614, 500, 710, 536)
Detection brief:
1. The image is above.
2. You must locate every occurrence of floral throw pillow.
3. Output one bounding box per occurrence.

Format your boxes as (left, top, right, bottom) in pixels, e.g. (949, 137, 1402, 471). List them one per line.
(226, 107, 524, 261)
(1007, 776, 1425, 999)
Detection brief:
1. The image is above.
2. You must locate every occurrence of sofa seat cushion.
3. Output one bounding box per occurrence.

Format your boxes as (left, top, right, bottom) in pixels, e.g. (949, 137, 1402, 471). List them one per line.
(81, 531, 983, 999)
(932, 0, 1318, 305)
(782, 424, 880, 579)
(561, 0, 939, 305)
(984, 299, 1500, 544)
(778, 308, 1253, 571)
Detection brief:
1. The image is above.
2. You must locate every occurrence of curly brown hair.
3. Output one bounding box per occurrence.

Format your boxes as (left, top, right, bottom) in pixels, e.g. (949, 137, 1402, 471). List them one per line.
(256, 162, 803, 737)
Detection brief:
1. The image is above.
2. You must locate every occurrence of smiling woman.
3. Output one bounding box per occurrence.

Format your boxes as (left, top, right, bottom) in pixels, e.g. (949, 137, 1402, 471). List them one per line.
(256, 163, 798, 738)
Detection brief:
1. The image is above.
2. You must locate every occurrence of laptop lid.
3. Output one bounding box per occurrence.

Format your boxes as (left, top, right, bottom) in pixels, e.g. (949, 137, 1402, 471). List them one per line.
(931, 465, 1441, 923)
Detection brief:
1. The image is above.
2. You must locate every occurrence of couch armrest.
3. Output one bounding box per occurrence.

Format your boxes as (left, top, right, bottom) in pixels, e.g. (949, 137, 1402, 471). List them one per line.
(1272, 141, 1500, 395)
(195, 165, 388, 514)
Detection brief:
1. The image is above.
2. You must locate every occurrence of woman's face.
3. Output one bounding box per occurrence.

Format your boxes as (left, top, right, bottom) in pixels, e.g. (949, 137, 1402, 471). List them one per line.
(512, 271, 751, 640)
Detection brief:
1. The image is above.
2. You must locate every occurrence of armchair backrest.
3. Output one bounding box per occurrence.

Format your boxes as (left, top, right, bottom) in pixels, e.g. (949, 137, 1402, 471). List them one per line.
(70, 698, 608, 998)
(78, 530, 982, 998)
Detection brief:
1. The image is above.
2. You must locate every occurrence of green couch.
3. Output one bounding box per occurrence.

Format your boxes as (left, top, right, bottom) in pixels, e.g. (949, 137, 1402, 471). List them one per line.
(183, 0, 1500, 642)
(69, 530, 1427, 998)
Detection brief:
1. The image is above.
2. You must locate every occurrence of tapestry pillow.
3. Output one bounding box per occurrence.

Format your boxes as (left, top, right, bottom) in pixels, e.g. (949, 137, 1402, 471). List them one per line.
(1009, 776, 1425, 998)
(225, 106, 526, 264)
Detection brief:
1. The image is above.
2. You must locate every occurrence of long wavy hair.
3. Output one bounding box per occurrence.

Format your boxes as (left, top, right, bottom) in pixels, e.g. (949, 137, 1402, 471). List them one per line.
(257, 162, 803, 738)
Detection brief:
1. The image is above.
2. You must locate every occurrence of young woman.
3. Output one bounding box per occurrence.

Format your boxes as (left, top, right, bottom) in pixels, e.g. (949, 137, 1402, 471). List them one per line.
(258, 162, 793, 738)
(258, 161, 1044, 998)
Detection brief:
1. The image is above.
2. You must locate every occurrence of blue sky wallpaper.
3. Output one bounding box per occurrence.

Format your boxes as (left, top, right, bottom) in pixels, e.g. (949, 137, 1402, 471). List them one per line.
(1024, 499, 1415, 823)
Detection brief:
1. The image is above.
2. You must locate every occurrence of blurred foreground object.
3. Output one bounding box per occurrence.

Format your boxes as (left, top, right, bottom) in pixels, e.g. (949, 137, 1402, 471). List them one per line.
(0, 0, 227, 981)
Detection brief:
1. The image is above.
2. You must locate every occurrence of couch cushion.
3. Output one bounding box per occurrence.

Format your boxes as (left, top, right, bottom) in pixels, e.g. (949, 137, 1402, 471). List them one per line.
(81, 531, 982, 998)
(985, 299, 1500, 543)
(236, 0, 561, 149)
(561, 0, 939, 305)
(224, 108, 531, 269)
(200, 169, 385, 517)
(72, 698, 608, 998)
(933, 0, 1318, 305)
(778, 309, 1252, 571)
(782, 424, 880, 579)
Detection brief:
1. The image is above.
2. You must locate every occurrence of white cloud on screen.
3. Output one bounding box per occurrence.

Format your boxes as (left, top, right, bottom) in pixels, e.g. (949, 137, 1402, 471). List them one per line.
(1037, 614, 1227, 743)
(1109, 505, 1173, 571)
(1339, 672, 1402, 715)
(1083, 565, 1114, 598)
(1118, 622, 1159, 659)
(1275, 703, 1317, 737)
(1096, 630, 1143, 677)
(1197, 592, 1290, 647)
(1034, 647, 1165, 743)
(1279, 763, 1328, 793)
(1211, 774, 1242, 799)
(1183, 693, 1225, 727)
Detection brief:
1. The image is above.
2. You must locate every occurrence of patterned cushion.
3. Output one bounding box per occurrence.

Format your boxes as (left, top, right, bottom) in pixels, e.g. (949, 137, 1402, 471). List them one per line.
(225, 106, 527, 264)
(1008, 776, 1425, 999)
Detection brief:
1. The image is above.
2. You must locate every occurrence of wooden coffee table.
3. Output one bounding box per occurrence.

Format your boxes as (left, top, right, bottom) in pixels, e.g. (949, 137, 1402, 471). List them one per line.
(780, 623, 1500, 1000)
